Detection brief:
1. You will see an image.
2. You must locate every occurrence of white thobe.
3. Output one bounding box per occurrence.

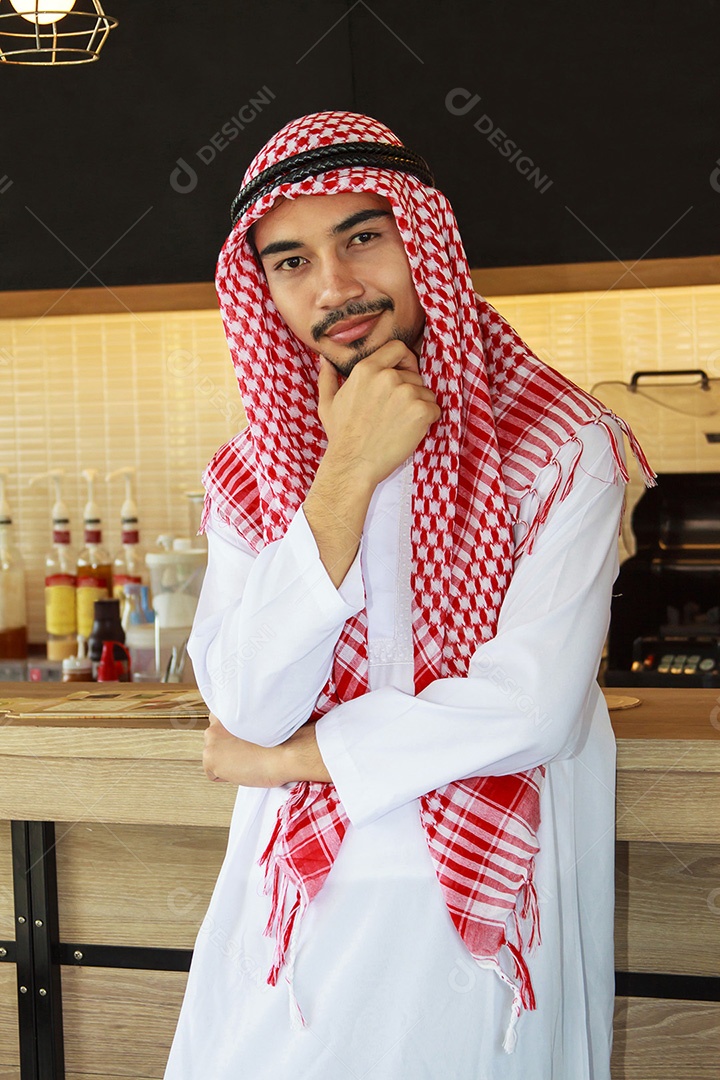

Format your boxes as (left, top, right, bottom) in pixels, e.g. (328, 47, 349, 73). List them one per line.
(164, 420, 624, 1080)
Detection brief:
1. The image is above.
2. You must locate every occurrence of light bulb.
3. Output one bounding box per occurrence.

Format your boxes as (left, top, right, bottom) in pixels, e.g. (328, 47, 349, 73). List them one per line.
(9, 1, 76, 25)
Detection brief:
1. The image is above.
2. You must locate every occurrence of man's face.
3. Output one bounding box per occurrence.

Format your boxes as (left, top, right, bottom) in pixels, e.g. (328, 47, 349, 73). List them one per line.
(252, 191, 426, 377)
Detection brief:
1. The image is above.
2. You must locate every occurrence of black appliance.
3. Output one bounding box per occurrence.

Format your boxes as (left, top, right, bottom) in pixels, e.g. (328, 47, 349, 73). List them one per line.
(605, 473, 720, 687)
(598, 370, 720, 688)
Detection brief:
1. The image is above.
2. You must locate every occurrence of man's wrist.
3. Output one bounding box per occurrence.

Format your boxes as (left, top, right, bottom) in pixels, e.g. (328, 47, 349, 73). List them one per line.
(273, 740, 295, 786)
(276, 723, 331, 785)
(316, 445, 377, 501)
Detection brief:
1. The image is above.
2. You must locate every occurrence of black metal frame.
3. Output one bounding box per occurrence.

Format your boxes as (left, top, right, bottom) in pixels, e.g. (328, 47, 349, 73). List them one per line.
(56, 942, 192, 972)
(0, 819, 196, 1079)
(615, 971, 720, 1002)
(9, 820, 65, 1080)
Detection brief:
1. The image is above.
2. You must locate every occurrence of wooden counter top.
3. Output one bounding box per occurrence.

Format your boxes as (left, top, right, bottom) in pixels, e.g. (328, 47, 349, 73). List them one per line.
(0, 683, 718, 840)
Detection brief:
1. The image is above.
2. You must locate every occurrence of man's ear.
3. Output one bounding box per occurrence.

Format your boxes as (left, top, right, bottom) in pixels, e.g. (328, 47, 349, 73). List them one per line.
(246, 224, 263, 270)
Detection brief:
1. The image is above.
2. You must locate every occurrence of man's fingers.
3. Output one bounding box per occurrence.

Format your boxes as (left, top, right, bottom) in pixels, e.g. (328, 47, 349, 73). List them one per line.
(362, 339, 420, 375)
(317, 357, 340, 408)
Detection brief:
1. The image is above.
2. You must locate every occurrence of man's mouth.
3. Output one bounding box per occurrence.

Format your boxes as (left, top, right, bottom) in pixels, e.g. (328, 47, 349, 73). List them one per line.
(323, 313, 383, 345)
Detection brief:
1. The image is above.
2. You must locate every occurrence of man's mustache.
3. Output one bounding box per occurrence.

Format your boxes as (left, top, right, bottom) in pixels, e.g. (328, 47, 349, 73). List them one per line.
(312, 298, 394, 342)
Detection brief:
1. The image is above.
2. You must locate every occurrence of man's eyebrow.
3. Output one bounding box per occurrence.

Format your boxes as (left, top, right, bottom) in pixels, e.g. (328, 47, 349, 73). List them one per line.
(258, 238, 303, 259)
(331, 208, 392, 235)
(258, 208, 392, 260)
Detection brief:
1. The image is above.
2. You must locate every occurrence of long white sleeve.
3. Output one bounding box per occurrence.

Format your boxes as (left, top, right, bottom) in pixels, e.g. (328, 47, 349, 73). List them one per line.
(315, 423, 625, 827)
(187, 504, 365, 744)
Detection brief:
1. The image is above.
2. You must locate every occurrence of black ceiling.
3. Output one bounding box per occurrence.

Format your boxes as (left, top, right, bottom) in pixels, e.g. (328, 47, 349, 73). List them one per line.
(1, 0, 719, 291)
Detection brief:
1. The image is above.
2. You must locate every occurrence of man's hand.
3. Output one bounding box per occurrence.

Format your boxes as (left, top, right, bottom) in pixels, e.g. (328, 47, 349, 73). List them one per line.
(203, 714, 331, 786)
(203, 713, 282, 787)
(318, 340, 441, 489)
(303, 341, 441, 588)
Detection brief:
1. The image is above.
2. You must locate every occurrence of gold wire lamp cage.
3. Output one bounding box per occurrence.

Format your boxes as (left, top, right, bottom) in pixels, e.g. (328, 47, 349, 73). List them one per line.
(0, 1, 117, 65)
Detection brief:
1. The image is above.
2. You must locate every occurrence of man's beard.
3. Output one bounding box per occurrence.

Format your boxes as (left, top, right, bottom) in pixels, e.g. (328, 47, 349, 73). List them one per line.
(322, 324, 421, 378)
(311, 297, 395, 377)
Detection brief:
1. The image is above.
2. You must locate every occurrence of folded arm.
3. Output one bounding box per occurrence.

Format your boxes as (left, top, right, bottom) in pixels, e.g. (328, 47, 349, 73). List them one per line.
(313, 422, 626, 825)
(195, 422, 625, 810)
(188, 502, 366, 745)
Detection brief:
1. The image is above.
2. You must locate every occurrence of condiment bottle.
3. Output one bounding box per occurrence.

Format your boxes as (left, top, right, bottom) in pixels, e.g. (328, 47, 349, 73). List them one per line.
(88, 598, 128, 680)
(29, 470, 77, 662)
(76, 469, 112, 639)
(106, 467, 146, 612)
(61, 652, 92, 678)
(0, 471, 28, 660)
(97, 640, 132, 683)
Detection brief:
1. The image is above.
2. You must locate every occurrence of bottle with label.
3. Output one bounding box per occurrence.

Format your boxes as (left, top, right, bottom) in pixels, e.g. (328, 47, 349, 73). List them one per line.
(76, 469, 112, 640)
(29, 470, 78, 662)
(0, 471, 28, 660)
(88, 597, 129, 680)
(106, 467, 146, 612)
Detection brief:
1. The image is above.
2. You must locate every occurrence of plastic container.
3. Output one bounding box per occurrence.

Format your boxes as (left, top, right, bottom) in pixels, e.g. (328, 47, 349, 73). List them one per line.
(185, 491, 207, 551)
(146, 538, 206, 683)
(27, 659, 62, 683)
(0, 660, 26, 681)
(122, 582, 157, 679)
(145, 539, 206, 628)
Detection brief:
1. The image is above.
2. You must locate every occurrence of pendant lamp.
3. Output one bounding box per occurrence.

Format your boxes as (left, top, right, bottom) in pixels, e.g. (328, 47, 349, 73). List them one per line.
(0, 1, 118, 65)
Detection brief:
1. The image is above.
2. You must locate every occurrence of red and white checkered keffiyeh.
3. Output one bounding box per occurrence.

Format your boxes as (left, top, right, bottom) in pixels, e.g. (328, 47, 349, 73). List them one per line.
(204, 111, 654, 1050)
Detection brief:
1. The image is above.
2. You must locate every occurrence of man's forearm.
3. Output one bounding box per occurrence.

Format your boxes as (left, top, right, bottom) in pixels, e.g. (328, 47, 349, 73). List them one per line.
(303, 449, 376, 588)
(204, 715, 331, 787)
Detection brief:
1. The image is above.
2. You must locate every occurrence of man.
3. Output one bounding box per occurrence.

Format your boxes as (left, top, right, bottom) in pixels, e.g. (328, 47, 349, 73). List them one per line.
(164, 112, 653, 1080)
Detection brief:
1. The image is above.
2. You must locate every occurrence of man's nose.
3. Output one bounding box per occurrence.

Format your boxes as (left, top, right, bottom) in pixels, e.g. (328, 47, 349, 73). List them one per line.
(315, 256, 364, 308)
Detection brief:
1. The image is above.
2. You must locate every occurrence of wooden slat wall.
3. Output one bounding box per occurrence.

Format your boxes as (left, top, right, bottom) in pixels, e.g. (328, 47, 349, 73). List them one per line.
(56, 823, 226, 950)
(0, 967, 19, 1075)
(61, 968, 187, 1079)
(612, 998, 720, 1079)
(615, 840, 720, 977)
(0, 823, 12, 943)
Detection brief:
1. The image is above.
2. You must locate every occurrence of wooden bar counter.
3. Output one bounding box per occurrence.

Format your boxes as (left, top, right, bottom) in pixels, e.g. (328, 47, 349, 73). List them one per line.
(0, 683, 718, 1079)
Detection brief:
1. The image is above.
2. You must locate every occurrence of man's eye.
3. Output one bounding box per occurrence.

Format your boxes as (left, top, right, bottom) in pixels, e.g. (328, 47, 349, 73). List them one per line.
(351, 231, 378, 245)
(277, 256, 306, 271)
